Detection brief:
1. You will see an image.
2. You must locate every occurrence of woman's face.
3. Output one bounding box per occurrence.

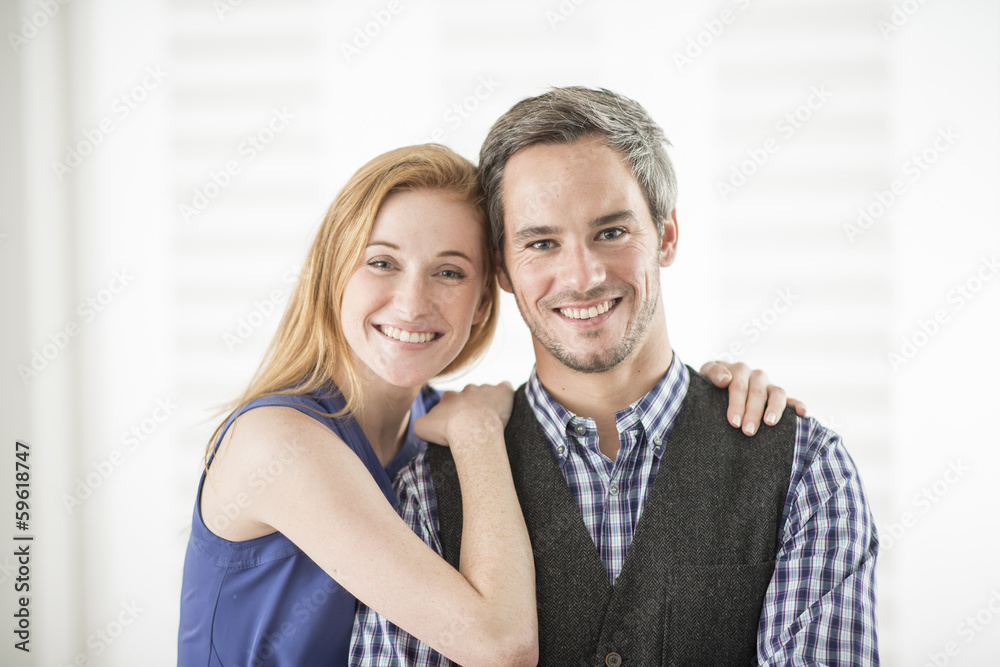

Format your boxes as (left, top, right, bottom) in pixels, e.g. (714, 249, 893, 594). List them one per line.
(340, 188, 491, 390)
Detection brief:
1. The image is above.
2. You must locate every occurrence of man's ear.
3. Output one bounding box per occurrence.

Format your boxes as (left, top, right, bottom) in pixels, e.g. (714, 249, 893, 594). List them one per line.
(495, 250, 513, 293)
(659, 209, 678, 268)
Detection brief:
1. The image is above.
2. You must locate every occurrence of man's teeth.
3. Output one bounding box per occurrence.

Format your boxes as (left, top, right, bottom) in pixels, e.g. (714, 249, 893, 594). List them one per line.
(379, 326, 437, 343)
(559, 299, 617, 320)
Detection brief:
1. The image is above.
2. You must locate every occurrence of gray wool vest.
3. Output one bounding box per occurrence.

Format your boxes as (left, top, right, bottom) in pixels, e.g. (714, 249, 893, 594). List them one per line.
(425, 367, 796, 666)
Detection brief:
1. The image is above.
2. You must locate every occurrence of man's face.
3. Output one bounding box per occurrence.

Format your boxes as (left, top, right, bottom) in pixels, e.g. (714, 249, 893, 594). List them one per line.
(498, 135, 677, 374)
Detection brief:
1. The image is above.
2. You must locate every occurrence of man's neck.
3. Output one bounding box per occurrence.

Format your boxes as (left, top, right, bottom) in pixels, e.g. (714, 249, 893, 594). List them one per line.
(534, 325, 673, 461)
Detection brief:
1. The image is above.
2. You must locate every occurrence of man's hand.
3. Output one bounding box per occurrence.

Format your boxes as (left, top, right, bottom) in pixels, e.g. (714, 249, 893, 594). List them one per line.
(699, 361, 807, 436)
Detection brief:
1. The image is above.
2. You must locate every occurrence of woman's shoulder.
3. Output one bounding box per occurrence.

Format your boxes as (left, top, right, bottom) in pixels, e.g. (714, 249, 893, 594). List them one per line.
(236, 383, 347, 417)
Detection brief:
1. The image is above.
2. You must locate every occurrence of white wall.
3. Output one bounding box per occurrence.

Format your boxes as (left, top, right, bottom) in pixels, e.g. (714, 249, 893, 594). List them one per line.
(1, 0, 997, 664)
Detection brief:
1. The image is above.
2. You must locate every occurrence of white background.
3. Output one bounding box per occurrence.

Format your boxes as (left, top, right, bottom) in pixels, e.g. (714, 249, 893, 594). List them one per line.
(1, 0, 998, 665)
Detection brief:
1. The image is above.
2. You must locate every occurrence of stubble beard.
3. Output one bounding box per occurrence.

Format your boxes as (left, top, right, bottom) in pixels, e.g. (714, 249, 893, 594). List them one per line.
(511, 276, 661, 375)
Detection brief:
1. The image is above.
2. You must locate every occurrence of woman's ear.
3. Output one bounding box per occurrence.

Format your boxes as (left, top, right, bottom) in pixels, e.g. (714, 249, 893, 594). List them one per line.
(659, 209, 678, 267)
(473, 285, 493, 325)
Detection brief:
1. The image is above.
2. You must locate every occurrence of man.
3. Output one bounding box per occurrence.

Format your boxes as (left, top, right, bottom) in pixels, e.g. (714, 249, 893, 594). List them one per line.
(352, 87, 878, 665)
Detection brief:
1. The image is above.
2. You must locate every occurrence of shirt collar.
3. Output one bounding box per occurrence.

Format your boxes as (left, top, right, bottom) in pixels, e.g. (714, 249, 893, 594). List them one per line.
(525, 352, 690, 463)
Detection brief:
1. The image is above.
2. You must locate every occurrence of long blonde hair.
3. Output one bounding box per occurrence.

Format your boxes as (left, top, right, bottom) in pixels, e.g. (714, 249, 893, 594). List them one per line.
(203, 144, 499, 463)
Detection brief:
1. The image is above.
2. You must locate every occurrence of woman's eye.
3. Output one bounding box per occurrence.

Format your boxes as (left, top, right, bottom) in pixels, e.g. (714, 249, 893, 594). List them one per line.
(368, 260, 392, 270)
(439, 269, 467, 280)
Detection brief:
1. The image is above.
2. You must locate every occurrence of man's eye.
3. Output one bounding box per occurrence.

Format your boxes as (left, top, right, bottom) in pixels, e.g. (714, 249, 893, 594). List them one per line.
(530, 240, 553, 250)
(599, 228, 624, 240)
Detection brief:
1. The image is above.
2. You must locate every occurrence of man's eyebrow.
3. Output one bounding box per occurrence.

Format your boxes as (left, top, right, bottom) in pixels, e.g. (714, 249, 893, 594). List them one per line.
(511, 225, 561, 246)
(367, 241, 473, 262)
(590, 210, 638, 228)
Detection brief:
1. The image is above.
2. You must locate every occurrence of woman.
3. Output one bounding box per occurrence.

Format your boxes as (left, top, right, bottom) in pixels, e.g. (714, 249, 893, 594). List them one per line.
(177, 144, 799, 666)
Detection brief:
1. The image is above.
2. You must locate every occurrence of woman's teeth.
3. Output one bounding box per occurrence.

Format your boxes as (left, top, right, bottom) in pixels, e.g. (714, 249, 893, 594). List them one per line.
(559, 299, 618, 320)
(378, 326, 437, 343)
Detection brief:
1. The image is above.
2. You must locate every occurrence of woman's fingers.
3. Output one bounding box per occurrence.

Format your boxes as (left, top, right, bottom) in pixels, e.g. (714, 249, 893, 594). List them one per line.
(700, 360, 733, 386)
(788, 398, 808, 417)
(763, 385, 788, 426)
(701, 361, 803, 436)
(722, 362, 752, 430)
(740, 369, 770, 436)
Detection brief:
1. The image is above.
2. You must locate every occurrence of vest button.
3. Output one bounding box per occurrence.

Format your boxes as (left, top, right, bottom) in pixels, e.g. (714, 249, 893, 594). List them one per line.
(605, 652, 622, 667)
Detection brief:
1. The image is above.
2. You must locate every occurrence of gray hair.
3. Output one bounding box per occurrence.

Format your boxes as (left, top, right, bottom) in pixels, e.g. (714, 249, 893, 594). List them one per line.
(478, 86, 678, 254)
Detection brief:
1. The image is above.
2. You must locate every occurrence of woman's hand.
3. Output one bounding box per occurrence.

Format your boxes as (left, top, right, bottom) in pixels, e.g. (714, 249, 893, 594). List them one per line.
(699, 361, 807, 436)
(414, 382, 514, 448)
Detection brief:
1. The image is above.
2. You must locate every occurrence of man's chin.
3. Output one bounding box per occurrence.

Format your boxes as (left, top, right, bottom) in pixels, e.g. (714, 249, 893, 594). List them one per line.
(551, 347, 632, 374)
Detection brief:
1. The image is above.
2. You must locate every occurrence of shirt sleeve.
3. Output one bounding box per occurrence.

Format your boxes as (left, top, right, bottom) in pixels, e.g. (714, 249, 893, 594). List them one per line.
(757, 416, 880, 666)
(349, 452, 457, 667)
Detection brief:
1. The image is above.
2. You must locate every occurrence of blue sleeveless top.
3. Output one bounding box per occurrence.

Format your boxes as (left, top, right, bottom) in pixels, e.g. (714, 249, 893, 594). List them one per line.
(178, 384, 440, 666)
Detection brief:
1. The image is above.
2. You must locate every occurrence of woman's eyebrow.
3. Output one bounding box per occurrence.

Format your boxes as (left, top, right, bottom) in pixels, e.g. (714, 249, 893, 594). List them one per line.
(367, 240, 472, 262)
(438, 250, 473, 262)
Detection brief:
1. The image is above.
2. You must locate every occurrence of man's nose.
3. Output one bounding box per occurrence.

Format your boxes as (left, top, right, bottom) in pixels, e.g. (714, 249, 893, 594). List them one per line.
(561, 243, 607, 293)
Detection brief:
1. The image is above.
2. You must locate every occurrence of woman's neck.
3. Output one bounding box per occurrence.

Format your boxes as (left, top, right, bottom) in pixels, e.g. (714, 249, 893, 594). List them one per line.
(341, 371, 423, 468)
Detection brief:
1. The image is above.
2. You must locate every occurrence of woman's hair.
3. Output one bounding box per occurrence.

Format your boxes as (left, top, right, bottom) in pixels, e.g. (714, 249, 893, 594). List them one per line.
(203, 144, 499, 463)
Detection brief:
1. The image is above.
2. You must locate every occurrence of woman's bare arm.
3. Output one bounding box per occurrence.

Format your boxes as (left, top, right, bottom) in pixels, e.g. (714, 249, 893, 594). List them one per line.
(203, 395, 536, 667)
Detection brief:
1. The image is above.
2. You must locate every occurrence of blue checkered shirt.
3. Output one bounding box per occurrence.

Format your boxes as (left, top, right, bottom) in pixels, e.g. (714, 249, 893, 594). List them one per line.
(350, 355, 879, 665)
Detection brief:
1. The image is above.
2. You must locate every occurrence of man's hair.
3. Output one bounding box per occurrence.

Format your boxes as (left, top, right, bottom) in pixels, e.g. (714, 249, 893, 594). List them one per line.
(478, 86, 678, 253)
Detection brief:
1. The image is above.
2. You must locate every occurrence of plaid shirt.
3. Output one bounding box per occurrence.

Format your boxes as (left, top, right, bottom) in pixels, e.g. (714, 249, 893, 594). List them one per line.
(350, 355, 879, 665)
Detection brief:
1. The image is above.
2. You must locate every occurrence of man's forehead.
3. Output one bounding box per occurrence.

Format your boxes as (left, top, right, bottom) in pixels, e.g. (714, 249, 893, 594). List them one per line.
(501, 138, 641, 229)
(505, 135, 614, 175)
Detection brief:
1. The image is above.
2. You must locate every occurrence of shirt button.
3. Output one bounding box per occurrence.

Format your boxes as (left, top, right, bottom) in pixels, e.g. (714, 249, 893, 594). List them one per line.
(556, 444, 566, 456)
(652, 436, 662, 446)
(608, 481, 619, 496)
(574, 423, 587, 436)
(606, 652, 622, 667)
